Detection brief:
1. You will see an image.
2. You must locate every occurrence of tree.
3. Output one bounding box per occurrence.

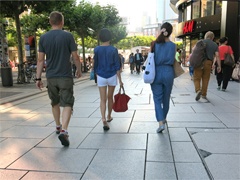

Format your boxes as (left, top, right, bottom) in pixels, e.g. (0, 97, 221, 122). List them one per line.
(90, 4, 125, 45)
(4, 18, 17, 47)
(0, 0, 75, 83)
(21, 13, 49, 37)
(88, 4, 106, 45)
(0, 1, 28, 83)
(109, 25, 127, 45)
(115, 36, 155, 50)
(64, 1, 93, 72)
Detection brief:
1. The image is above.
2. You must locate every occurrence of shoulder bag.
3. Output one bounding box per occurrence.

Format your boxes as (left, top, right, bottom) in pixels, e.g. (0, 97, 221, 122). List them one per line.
(232, 62, 240, 81)
(174, 58, 185, 78)
(143, 42, 155, 84)
(224, 46, 235, 67)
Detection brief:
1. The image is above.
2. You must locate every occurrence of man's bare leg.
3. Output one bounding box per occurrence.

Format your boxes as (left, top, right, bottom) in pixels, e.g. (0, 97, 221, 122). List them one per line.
(62, 106, 72, 130)
(52, 104, 61, 126)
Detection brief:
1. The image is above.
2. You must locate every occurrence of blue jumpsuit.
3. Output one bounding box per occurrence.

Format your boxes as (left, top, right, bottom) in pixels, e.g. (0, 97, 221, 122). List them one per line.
(151, 41, 176, 122)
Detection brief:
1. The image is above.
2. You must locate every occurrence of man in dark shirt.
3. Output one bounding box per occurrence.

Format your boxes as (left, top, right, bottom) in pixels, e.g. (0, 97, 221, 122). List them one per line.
(134, 49, 143, 74)
(36, 11, 82, 146)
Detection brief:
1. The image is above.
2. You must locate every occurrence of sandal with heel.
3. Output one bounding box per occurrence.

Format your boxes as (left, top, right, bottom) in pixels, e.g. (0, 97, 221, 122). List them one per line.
(102, 120, 110, 131)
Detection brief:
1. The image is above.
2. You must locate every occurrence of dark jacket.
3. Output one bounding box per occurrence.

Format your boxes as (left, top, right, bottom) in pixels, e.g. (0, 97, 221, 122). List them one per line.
(134, 53, 143, 64)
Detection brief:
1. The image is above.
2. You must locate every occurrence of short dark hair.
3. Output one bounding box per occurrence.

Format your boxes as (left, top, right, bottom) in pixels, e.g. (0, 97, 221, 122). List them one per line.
(219, 37, 228, 44)
(99, 28, 112, 42)
(49, 11, 63, 26)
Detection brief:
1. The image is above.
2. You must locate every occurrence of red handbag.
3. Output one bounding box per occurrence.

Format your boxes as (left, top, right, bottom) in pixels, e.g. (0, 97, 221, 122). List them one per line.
(112, 86, 131, 112)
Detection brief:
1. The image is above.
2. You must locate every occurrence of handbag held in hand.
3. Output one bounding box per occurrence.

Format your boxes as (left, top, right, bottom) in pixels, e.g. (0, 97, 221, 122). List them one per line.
(112, 86, 131, 112)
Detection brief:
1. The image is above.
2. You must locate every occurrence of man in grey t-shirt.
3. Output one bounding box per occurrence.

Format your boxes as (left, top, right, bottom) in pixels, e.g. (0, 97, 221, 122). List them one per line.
(36, 11, 82, 146)
(194, 31, 221, 102)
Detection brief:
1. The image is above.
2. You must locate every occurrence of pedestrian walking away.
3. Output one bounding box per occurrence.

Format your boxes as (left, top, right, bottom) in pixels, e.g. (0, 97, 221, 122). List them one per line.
(134, 49, 143, 74)
(93, 28, 123, 131)
(213, 37, 235, 91)
(175, 48, 181, 65)
(187, 54, 194, 80)
(193, 31, 221, 103)
(150, 22, 176, 133)
(36, 11, 82, 147)
(129, 52, 135, 74)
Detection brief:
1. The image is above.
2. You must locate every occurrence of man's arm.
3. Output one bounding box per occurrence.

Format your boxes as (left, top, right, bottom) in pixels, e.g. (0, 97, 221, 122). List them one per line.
(215, 51, 221, 73)
(35, 52, 45, 90)
(72, 51, 82, 78)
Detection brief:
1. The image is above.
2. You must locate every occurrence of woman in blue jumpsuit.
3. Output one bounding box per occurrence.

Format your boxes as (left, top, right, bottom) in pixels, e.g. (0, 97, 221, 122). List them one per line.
(150, 22, 176, 133)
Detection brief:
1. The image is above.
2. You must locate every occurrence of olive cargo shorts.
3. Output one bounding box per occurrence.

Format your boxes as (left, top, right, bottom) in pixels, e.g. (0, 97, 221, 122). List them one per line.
(47, 78, 74, 107)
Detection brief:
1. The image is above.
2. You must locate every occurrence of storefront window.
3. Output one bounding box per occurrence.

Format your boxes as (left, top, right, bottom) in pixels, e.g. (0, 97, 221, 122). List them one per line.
(187, 5, 191, 20)
(192, 0, 200, 19)
(215, 1, 222, 15)
(201, 0, 214, 17)
(185, 36, 191, 59)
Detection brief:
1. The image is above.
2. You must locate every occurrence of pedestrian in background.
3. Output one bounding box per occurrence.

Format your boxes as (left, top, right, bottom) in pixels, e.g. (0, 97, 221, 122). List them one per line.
(213, 37, 235, 91)
(181, 49, 186, 66)
(187, 53, 194, 80)
(194, 31, 221, 103)
(129, 52, 135, 74)
(150, 22, 176, 133)
(118, 54, 123, 72)
(121, 54, 125, 69)
(175, 48, 181, 65)
(71, 56, 77, 77)
(93, 28, 123, 131)
(134, 49, 143, 74)
(36, 11, 82, 146)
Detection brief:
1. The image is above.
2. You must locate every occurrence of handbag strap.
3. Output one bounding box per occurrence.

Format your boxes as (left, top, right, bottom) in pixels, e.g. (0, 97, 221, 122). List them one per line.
(118, 86, 125, 94)
(227, 46, 230, 54)
(150, 41, 155, 53)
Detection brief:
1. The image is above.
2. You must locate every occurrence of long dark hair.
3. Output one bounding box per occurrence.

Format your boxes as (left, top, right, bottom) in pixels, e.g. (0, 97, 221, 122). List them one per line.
(155, 22, 173, 43)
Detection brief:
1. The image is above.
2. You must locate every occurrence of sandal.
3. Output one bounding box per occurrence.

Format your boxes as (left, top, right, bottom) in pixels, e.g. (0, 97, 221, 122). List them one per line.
(107, 118, 113, 122)
(103, 120, 110, 131)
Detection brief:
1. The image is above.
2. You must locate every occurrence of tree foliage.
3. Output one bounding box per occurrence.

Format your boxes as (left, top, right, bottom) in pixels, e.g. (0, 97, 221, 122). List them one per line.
(116, 36, 155, 50)
(0, 0, 130, 76)
(0, 0, 75, 83)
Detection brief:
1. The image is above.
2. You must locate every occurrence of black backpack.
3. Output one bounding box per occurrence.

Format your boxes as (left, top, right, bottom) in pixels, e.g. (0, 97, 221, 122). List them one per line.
(189, 40, 206, 68)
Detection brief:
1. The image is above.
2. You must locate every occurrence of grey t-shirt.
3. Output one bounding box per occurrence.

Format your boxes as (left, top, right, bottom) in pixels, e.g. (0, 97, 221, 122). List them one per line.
(39, 29, 77, 78)
(203, 39, 218, 61)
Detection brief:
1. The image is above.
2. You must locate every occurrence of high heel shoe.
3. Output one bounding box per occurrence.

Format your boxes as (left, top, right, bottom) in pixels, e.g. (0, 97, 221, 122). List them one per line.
(103, 121, 110, 131)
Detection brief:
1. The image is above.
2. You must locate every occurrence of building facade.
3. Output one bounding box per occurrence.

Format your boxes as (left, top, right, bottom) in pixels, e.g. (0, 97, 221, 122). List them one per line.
(173, 0, 239, 64)
(157, 0, 178, 22)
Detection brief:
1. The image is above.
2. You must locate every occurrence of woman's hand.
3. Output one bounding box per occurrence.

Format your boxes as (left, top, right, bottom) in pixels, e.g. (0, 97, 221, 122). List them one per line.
(119, 81, 123, 87)
(212, 64, 215, 70)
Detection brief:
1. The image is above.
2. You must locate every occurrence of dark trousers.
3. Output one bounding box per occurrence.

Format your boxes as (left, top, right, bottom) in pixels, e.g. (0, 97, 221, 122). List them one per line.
(136, 62, 141, 74)
(216, 60, 233, 89)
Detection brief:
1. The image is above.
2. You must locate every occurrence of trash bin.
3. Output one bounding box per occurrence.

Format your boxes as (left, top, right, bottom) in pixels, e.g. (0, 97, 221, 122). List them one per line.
(1, 67, 13, 86)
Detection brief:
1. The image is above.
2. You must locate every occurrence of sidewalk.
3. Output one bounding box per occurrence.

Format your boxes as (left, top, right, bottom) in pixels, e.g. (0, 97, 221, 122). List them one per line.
(0, 68, 90, 105)
(0, 65, 239, 180)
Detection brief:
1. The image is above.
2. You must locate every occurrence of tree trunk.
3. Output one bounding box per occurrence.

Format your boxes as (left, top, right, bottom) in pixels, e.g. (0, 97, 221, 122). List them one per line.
(34, 32, 37, 62)
(81, 35, 88, 72)
(15, 11, 25, 83)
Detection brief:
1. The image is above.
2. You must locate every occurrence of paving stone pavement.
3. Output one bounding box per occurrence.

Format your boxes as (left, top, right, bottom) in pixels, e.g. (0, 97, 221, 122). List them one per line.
(0, 65, 239, 180)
